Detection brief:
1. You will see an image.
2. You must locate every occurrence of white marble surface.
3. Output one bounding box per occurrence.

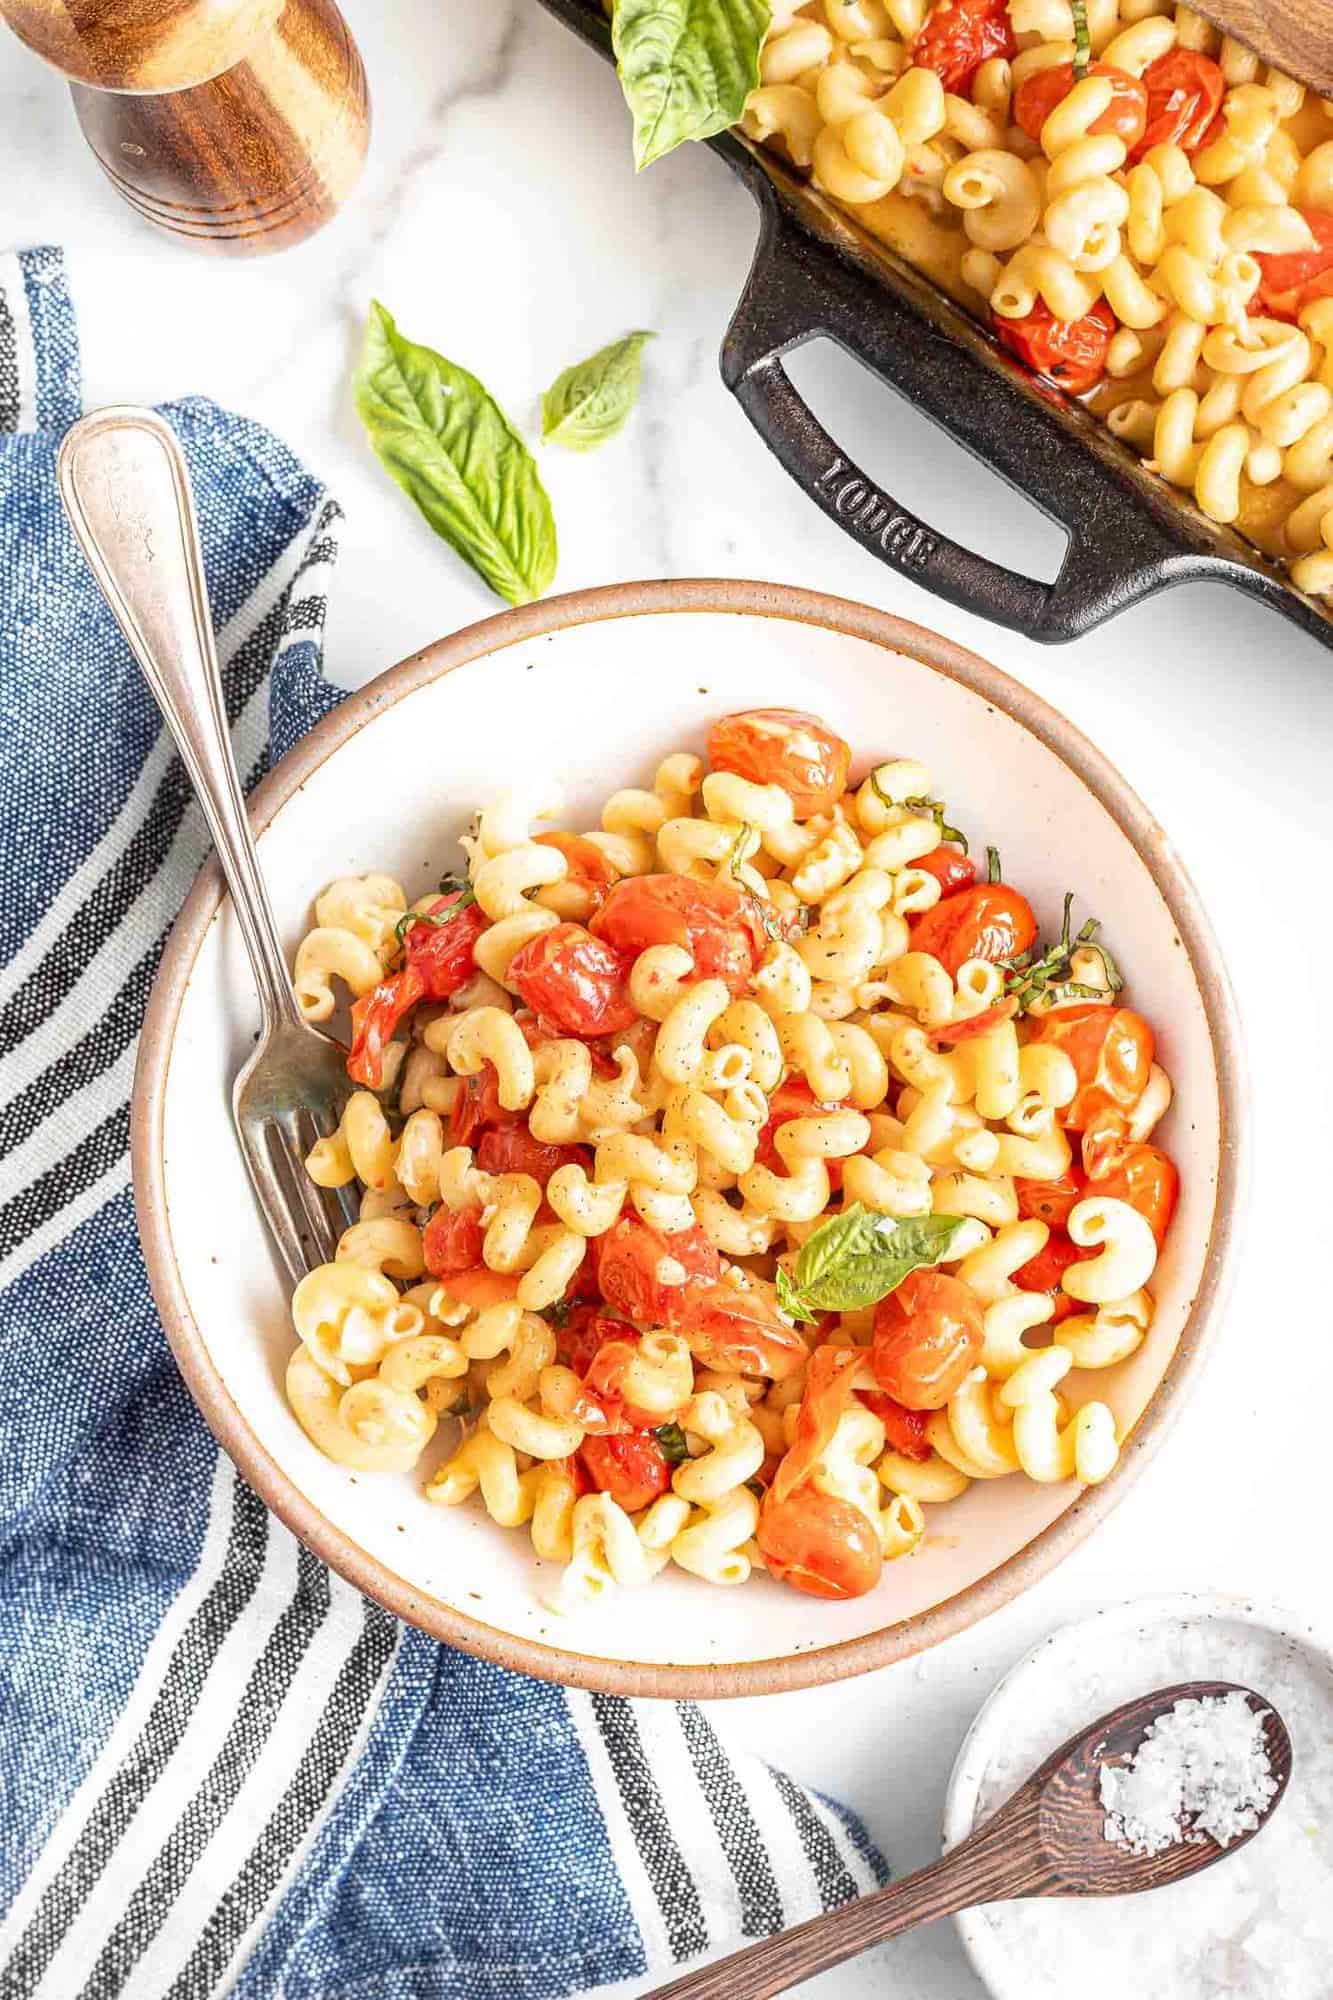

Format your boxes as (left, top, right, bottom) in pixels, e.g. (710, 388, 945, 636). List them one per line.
(4, 4, 1333, 1995)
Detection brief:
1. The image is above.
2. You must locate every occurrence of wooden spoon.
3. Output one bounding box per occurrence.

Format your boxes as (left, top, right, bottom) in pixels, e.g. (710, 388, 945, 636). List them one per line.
(644, 1681, 1292, 2000)
(1187, 1, 1333, 100)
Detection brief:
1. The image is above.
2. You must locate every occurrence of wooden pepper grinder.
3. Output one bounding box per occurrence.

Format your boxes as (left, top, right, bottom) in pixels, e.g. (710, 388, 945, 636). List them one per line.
(0, 0, 371, 254)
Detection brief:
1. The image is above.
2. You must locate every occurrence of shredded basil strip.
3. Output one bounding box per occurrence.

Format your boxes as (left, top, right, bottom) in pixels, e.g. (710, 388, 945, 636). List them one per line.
(904, 794, 969, 855)
(654, 1422, 691, 1465)
(1002, 891, 1124, 1009)
(1071, 0, 1091, 75)
(394, 884, 477, 949)
(541, 1297, 576, 1330)
(986, 845, 1002, 883)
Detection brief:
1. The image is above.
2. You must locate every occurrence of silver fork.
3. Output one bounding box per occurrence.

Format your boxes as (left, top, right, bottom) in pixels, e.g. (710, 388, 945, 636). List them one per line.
(58, 405, 358, 1286)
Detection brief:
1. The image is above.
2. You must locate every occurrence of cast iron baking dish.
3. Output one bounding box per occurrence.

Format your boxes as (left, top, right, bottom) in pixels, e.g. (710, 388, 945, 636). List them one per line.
(538, 0, 1333, 647)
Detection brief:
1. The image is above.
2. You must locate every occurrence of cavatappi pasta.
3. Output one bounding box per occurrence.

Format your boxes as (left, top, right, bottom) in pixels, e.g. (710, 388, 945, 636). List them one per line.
(740, 0, 1333, 596)
(285, 707, 1180, 1611)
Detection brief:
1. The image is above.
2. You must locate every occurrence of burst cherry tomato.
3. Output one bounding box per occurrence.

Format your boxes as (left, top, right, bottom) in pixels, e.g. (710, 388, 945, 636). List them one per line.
(1034, 1003, 1154, 1131)
(422, 1208, 486, 1278)
(596, 1216, 721, 1328)
(912, 0, 1015, 95)
(909, 882, 1037, 977)
(707, 708, 851, 818)
(559, 1307, 632, 1377)
(436, 1267, 521, 1311)
(1091, 1142, 1179, 1246)
(1253, 209, 1333, 322)
(856, 1390, 932, 1462)
(757, 1488, 883, 1600)
(755, 1076, 851, 1188)
(401, 888, 488, 999)
(1013, 62, 1147, 149)
(1016, 1170, 1086, 1233)
(579, 1433, 673, 1514)
(773, 1346, 861, 1502)
(916, 846, 977, 895)
(1013, 1235, 1088, 1321)
(451, 1064, 522, 1148)
(346, 965, 425, 1088)
(474, 1127, 591, 1190)
(508, 922, 637, 1038)
(872, 1271, 984, 1411)
(994, 299, 1118, 396)
(931, 996, 1018, 1045)
(681, 1277, 809, 1380)
(534, 831, 620, 913)
(1131, 49, 1225, 160)
(590, 874, 768, 996)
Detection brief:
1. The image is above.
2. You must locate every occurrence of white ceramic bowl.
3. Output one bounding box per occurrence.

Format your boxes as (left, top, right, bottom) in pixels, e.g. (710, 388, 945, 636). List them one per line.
(134, 580, 1243, 1696)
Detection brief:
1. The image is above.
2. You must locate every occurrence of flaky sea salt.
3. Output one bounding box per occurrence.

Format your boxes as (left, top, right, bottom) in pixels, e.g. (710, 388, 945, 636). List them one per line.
(1100, 1691, 1278, 1857)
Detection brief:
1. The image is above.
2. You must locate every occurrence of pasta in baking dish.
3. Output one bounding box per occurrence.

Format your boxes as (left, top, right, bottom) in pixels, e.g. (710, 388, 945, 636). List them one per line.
(285, 709, 1180, 1612)
(742, 0, 1333, 596)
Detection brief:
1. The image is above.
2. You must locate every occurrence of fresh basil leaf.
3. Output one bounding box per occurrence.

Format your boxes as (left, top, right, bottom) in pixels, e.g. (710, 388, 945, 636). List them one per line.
(542, 330, 655, 451)
(540, 1296, 576, 1330)
(776, 1262, 817, 1326)
(613, 0, 770, 169)
(789, 1205, 969, 1315)
(654, 1421, 691, 1465)
(354, 301, 557, 606)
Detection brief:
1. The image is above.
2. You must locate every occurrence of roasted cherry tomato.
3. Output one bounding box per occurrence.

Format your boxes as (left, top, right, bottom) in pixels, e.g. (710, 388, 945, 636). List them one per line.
(451, 1064, 522, 1148)
(1013, 1234, 1087, 1322)
(755, 1076, 851, 1189)
(757, 1487, 883, 1600)
(558, 1306, 633, 1377)
(346, 964, 425, 1088)
(872, 1270, 984, 1410)
(1131, 49, 1225, 159)
(550, 1453, 592, 1500)
(707, 708, 851, 818)
(773, 1346, 862, 1503)
(579, 1432, 673, 1514)
(1013, 61, 1147, 149)
(856, 1389, 933, 1462)
(1092, 1142, 1179, 1246)
(534, 830, 620, 913)
(681, 1276, 809, 1380)
(909, 882, 1037, 977)
(1253, 209, 1333, 322)
(916, 846, 977, 895)
(931, 996, 1018, 1045)
(508, 921, 637, 1038)
(1034, 1003, 1154, 1131)
(1016, 1170, 1086, 1233)
(401, 888, 488, 999)
(435, 1267, 521, 1311)
(994, 299, 1118, 396)
(421, 1208, 486, 1278)
(474, 1126, 591, 1190)
(591, 874, 768, 996)
(596, 1216, 721, 1328)
(912, 0, 1015, 94)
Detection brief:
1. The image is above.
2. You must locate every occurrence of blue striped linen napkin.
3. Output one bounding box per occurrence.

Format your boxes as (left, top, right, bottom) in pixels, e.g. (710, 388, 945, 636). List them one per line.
(0, 245, 888, 2000)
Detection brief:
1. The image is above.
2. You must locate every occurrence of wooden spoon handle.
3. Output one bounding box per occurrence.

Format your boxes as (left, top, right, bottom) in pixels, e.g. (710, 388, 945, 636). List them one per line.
(1184, 0, 1333, 95)
(642, 1819, 1038, 2000)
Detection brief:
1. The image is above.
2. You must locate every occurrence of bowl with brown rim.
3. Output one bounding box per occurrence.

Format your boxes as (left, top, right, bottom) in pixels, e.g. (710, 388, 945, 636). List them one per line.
(133, 579, 1243, 1696)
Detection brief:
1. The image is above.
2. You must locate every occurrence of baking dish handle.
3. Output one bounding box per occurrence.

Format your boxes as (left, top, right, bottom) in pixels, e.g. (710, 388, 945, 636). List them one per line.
(720, 196, 1196, 641)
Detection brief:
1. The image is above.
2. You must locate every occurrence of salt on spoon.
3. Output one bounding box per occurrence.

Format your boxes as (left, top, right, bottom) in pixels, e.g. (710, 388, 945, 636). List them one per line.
(641, 1681, 1292, 2000)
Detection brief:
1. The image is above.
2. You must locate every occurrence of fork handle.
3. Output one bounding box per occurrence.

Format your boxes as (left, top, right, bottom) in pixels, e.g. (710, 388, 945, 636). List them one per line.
(58, 406, 303, 1034)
